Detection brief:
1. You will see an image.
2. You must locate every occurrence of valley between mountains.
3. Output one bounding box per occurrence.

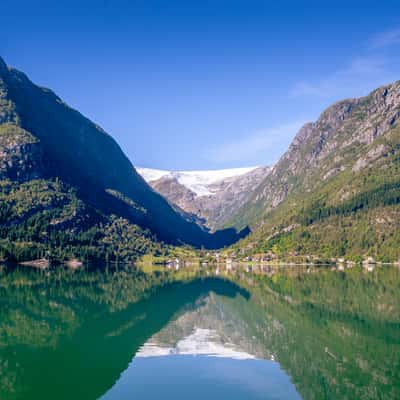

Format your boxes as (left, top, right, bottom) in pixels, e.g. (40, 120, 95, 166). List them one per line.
(0, 55, 399, 264)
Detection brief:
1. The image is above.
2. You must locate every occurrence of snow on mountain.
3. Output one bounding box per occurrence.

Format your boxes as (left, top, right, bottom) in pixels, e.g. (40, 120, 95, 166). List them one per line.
(137, 166, 259, 197)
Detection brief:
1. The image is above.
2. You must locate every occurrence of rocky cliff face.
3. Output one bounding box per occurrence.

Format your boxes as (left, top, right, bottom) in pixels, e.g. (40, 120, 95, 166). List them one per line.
(0, 124, 44, 181)
(230, 81, 400, 229)
(138, 166, 272, 230)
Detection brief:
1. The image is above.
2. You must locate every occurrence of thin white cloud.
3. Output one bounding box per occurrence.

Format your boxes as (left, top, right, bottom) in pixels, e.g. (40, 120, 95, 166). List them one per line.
(289, 55, 391, 99)
(369, 28, 400, 49)
(290, 28, 400, 100)
(206, 120, 307, 165)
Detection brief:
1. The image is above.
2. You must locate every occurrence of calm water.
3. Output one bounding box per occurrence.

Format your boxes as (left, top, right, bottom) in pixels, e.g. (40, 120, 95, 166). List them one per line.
(0, 265, 399, 399)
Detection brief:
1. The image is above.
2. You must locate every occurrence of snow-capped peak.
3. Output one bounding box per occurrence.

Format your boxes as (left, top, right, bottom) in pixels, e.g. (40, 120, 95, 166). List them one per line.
(137, 166, 259, 197)
(137, 167, 170, 183)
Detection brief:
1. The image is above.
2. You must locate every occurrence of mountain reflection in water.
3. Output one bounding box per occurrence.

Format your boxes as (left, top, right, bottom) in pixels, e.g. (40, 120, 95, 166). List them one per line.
(0, 264, 399, 399)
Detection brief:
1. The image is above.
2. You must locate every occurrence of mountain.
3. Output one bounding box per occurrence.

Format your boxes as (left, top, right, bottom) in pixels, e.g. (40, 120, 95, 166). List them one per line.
(0, 56, 246, 262)
(137, 166, 272, 230)
(229, 81, 400, 261)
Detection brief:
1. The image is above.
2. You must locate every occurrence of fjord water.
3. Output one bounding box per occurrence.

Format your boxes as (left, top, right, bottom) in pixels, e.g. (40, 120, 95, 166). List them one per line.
(0, 265, 399, 399)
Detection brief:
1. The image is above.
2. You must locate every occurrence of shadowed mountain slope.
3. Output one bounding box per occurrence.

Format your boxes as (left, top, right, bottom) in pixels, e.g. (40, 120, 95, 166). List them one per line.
(0, 56, 247, 259)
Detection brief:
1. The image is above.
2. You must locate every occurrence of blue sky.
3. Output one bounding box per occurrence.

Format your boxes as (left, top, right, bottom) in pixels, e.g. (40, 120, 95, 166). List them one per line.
(2, 0, 400, 170)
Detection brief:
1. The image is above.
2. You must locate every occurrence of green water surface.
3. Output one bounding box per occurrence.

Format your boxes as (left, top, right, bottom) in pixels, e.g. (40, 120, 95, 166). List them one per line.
(0, 264, 399, 399)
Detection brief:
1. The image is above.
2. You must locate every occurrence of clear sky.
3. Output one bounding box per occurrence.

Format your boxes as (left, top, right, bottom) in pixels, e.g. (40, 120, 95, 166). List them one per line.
(2, 0, 400, 170)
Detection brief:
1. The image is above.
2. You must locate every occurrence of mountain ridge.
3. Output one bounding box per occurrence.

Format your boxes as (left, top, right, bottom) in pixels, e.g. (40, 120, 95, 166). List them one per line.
(138, 165, 272, 230)
(137, 166, 260, 196)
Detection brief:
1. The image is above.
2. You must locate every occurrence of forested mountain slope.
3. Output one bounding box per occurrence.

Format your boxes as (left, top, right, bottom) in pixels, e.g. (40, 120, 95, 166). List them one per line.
(230, 81, 400, 261)
(0, 56, 245, 262)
